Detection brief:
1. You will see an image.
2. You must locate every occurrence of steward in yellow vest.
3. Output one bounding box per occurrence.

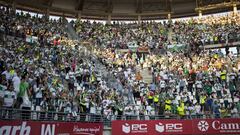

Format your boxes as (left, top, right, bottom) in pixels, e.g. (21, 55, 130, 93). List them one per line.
(154, 95, 159, 103)
(165, 99, 172, 111)
(220, 70, 227, 81)
(177, 102, 185, 117)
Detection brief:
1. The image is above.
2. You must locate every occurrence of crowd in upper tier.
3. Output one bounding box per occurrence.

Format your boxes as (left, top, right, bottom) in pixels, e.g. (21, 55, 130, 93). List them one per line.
(0, 6, 240, 122)
(74, 20, 169, 50)
(74, 11, 240, 51)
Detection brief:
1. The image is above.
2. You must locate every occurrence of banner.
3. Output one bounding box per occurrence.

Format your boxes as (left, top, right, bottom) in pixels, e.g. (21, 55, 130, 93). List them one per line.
(26, 35, 38, 44)
(0, 120, 103, 135)
(167, 44, 186, 52)
(193, 118, 240, 134)
(112, 118, 240, 135)
(112, 119, 192, 135)
(204, 41, 240, 49)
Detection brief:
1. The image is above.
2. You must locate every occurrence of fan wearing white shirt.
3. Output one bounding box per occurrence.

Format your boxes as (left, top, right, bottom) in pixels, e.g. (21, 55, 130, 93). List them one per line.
(3, 84, 16, 119)
(160, 80, 166, 90)
(0, 82, 7, 100)
(1, 69, 10, 80)
(34, 83, 43, 108)
(12, 73, 21, 94)
(194, 103, 202, 118)
(195, 79, 203, 90)
(3, 85, 16, 108)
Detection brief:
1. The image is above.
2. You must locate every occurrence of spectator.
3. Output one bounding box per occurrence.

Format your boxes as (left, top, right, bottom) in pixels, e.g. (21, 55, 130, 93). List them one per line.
(0, 6, 240, 122)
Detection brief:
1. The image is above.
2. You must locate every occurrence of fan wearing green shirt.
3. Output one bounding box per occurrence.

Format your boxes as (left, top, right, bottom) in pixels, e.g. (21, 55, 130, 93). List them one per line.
(18, 76, 29, 98)
(203, 80, 212, 96)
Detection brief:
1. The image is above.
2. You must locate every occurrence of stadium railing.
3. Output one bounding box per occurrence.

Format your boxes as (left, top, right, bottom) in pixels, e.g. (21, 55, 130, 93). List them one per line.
(0, 108, 239, 127)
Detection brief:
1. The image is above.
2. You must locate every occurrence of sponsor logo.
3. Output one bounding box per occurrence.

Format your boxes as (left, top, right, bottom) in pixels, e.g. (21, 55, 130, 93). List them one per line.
(41, 124, 55, 135)
(0, 121, 102, 135)
(155, 123, 183, 133)
(122, 123, 130, 133)
(0, 122, 31, 135)
(198, 120, 240, 133)
(155, 123, 164, 133)
(122, 123, 147, 133)
(73, 125, 101, 135)
(0, 122, 56, 135)
(198, 121, 209, 132)
(212, 120, 240, 133)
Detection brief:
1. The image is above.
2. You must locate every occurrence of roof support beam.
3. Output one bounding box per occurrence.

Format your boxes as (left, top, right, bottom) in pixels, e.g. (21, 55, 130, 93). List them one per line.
(166, 0, 172, 12)
(77, 11, 81, 19)
(11, 0, 16, 12)
(106, 0, 113, 13)
(136, 0, 143, 13)
(137, 15, 141, 24)
(44, 0, 53, 18)
(46, 8, 50, 18)
(107, 14, 111, 24)
(47, 0, 54, 7)
(165, 0, 172, 19)
(76, 0, 85, 11)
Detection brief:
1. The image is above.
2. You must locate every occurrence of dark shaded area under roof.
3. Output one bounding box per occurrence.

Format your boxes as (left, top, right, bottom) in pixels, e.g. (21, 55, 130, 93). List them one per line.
(0, 0, 239, 20)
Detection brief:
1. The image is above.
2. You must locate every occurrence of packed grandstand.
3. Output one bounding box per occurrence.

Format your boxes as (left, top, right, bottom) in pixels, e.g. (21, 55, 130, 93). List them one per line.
(0, 0, 240, 135)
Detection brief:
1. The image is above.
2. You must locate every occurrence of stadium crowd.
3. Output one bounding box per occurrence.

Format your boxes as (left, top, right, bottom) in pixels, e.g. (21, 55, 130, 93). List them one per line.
(74, 12, 240, 52)
(0, 6, 240, 122)
(171, 13, 240, 46)
(74, 19, 169, 50)
(0, 7, 126, 121)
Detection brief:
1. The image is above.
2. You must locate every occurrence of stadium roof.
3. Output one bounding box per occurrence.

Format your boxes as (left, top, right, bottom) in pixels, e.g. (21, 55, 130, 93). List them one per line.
(0, 0, 240, 20)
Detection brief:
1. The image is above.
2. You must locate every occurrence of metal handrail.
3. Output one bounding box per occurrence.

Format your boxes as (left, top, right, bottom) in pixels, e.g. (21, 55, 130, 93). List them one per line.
(1, 108, 239, 127)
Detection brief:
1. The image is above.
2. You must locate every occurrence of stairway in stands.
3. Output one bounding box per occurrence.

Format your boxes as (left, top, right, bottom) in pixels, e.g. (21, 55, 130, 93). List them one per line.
(168, 26, 173, 43)
(135, 23, 172, 84)
(136, 65, 153, 84)
(63, 20, 135, 105)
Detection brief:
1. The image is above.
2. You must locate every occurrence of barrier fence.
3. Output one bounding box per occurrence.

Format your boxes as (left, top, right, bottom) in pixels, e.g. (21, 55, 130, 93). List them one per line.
(1, 108, 240, 135)
(0, 108, 240, 124)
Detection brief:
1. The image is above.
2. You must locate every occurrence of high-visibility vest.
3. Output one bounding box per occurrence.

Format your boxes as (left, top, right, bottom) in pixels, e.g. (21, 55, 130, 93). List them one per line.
(177, 102, 185, 115)
(220, 71, 226, 80)
(148, 95, 153, 99)
(154, 95, 159, 103)
(165, 100, 171, 111)
(200, 96, 206, 104)
(177, 106, 185, 116)
(91, 74, 96, 83)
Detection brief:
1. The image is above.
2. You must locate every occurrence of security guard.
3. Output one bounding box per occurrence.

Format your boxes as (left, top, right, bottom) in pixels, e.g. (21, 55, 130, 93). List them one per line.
(165, 99, 172, 111)
(177, 102, 185, 117)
